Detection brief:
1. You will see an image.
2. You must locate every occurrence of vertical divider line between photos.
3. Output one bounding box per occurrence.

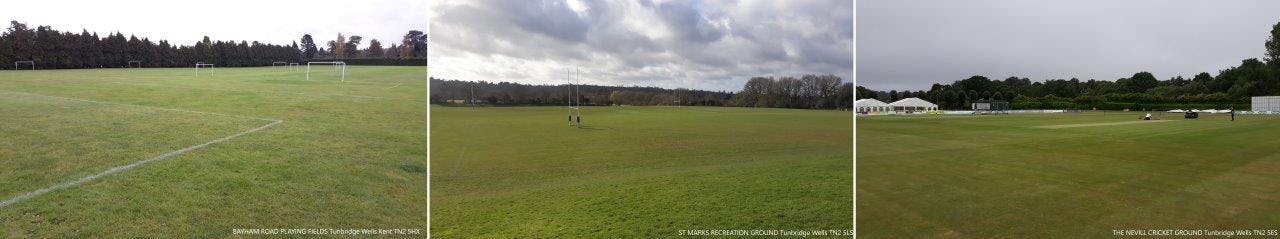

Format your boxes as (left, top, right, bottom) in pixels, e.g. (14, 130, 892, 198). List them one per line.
(850, 3, 857, 235)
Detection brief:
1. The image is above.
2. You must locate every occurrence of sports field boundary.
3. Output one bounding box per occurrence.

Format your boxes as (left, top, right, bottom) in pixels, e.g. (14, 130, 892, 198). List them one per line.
(0, 91, 284, 208)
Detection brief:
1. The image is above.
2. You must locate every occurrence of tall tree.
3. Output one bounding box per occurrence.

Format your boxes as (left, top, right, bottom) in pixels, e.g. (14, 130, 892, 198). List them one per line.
(385, 43, 400, 58)
(1267, 21, 1280, 63)
(366, 39, 384, 58)
(345, 35, 363, 58)
(401, 30, 425, 59)
(300, 34, 317, 59)
(1129, 71, 1159, 92)
(330, 33, 347, 59)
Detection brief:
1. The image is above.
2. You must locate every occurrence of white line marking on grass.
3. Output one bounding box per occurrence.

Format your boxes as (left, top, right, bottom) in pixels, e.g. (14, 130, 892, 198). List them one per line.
(388, 83, 403, 89)
(1034, 120, 1172, 129)
(0, 91, 284, 208)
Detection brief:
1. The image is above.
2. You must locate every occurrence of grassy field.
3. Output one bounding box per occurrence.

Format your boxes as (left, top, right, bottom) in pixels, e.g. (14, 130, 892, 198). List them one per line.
(857, 112, 1280, 237)
(0, 66, 426, 237)
(430, 106, 852, 237)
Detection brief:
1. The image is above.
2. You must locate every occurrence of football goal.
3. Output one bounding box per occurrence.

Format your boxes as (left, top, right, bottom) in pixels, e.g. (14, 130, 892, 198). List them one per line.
(14, 61, 34, 70)
(128, 61, 143, 68)
(195, 62, 215, 76)
(306, 61, 347, 82)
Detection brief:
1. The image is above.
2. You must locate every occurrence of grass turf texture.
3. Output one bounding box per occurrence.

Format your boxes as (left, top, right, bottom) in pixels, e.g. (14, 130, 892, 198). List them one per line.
(430, 106, 852, 237)
(857, 112, 1280, 237)
(0, 66, 426, 237)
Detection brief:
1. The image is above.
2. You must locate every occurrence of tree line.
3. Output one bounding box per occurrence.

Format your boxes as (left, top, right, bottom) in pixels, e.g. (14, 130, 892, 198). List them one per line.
(0, 20, 426, 69)
(858, 20, 1280, 111)
(431, 74, 853, 110)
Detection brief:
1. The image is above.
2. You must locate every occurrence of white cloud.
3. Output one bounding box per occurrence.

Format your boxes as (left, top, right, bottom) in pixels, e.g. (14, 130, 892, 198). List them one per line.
(428, 0, 852, 91)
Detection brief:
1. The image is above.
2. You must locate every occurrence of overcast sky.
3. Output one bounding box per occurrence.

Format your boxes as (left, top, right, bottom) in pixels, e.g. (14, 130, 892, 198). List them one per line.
(428, 0, 853, 92)
(0, 0, 425, 48)
(860, 0, 1280, 91)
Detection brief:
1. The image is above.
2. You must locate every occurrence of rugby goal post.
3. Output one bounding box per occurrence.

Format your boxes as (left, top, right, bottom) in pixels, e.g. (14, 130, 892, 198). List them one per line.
(567, 68, 582, 128)
(14, 61, 34, 70)
(128, 61, 143, 69)
(306, 61, 347, 82)
(194, 62, 215, 76)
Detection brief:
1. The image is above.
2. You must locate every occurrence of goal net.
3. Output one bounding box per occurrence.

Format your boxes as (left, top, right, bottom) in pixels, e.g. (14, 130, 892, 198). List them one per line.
(306, 61, 347, 82)
(194, 62, 215, 76)
(14, 61, 34, 70)
(128, 61, 142, 68)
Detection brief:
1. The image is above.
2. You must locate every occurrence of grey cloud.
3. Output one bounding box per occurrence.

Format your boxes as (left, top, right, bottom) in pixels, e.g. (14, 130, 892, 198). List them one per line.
(655, 1, 725, 43)
(496, 0, 593, 42)
(429, 0, 852, 91)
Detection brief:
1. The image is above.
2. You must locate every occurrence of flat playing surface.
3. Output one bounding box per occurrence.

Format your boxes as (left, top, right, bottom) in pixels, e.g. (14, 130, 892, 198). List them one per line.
(0, 67, 425, 237)
(858, 112, 1280, 237)
(430, 106, 853, 237)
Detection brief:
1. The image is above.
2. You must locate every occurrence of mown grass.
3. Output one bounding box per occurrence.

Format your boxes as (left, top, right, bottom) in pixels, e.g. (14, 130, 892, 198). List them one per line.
(430, 106, 852, 237)
(0, 66, 425, 237)
(857, 112, 1280, 238)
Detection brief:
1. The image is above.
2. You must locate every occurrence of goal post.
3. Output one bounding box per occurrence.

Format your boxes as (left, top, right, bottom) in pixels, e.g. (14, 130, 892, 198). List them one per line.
(14, 61, 34, 70)
(305, 61, 347, 82)
(127, 61, 142, 68)
(567, 68, 582, 128)
(194, 62, 215, 76)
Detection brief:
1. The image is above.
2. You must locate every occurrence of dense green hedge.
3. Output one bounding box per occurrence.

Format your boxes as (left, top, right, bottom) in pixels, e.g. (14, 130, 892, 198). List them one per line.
(322, 58, 427, 66)
(1013, 100, 1246, 110)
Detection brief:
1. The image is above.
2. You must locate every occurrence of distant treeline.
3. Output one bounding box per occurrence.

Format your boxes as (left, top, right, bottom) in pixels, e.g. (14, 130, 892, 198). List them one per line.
(857, 20, 1280, 111)
(0, 20, 426, 69)
(324, 58, 428, 66)
(431, 74, 853, 110)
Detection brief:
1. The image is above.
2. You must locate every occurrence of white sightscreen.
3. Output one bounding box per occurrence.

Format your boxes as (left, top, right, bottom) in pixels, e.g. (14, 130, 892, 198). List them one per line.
(973, 103, 991, 110)
(1253, 96, 1280, 112)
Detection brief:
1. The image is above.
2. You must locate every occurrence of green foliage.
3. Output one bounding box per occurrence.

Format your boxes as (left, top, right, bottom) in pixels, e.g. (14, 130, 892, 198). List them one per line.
(431, 74, 851, 110)
(0, 20, 426, 69)
(1267, 21, 1280, 63)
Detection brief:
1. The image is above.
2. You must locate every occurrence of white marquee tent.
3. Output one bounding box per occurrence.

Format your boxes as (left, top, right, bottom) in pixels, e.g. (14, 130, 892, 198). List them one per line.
(890, 98, 939, 112)
(855, 99, 891, 113)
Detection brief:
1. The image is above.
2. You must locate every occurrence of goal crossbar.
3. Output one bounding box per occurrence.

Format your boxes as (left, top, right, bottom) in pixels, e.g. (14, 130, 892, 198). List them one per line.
(306, 61, 347, 82)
